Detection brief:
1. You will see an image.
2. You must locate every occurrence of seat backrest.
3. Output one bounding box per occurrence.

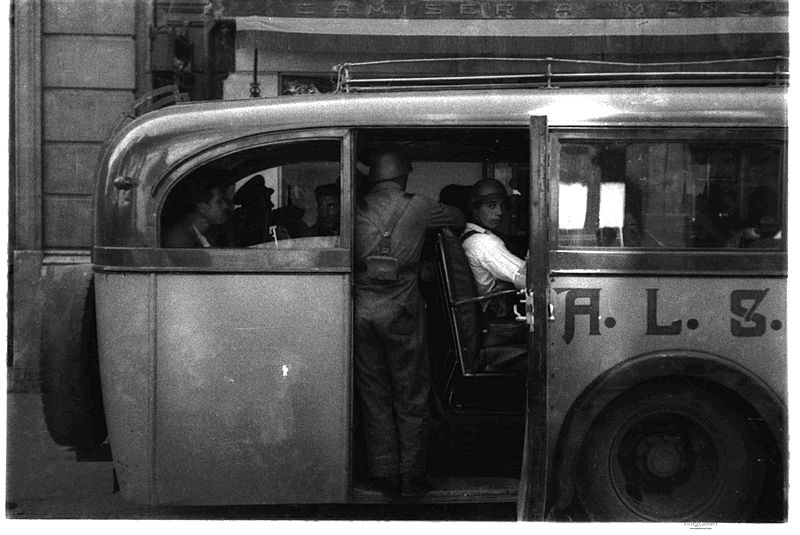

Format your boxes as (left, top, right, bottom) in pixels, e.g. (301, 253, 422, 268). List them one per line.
(437, 228, 482, 374)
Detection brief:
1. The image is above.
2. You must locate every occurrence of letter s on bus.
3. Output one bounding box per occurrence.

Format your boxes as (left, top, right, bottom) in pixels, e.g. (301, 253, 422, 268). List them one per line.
(730, 289, 768, 337)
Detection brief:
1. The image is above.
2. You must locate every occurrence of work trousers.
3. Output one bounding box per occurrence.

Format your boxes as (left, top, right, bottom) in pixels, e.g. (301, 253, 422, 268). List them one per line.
(354, 283, 431, 479)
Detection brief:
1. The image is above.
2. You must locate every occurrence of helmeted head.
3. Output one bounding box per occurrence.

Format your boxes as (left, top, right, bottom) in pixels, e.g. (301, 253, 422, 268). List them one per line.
(368, 144, 412, 183)
(468, 178, 508, 230)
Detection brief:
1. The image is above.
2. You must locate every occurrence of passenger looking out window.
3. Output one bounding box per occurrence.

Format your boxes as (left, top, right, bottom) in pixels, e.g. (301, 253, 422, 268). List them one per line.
(740, 185, 781, 248)
(304, 182, 341, 237)
(162, 178, 232, 248)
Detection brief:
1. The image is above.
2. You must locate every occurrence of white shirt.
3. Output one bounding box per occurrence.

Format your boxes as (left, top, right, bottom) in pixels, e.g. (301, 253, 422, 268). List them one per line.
(461, 222, 526, 296)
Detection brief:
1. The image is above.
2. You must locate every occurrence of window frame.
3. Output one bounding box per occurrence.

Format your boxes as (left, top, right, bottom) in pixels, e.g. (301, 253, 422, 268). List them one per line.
(96, 129, 353, 273)
(548, 127, 787, 276)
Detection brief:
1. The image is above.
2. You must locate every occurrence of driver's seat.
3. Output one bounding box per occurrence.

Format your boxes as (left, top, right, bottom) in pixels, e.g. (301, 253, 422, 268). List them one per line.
(435, 228, 527, 376)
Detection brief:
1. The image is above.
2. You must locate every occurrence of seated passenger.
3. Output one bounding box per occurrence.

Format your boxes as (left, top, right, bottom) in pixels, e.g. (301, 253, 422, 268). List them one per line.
(461, 178, 527, 318)
(272, 205, 306, 239)
(305, 182, 340, 236)
(692, 184, 743, 248)
(163, 180, 230, 248)
(439, 183, 471, 218)
(746, 215, 782, 249)
(232, 175, 276, 246)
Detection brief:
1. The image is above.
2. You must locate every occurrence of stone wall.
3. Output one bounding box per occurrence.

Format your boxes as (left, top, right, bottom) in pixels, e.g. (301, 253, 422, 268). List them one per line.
(10, 0, 140, 391)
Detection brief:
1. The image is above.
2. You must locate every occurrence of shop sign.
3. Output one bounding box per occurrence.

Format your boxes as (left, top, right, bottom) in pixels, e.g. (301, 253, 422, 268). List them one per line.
(218, 1, 788, 19)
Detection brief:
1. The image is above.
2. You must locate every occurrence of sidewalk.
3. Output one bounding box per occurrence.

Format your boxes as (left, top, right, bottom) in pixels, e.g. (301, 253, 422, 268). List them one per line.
(5, 392, 514, 520)
(5, 392, 152, 519)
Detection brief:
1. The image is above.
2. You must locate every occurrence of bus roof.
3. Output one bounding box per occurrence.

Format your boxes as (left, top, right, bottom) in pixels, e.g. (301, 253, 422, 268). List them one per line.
(103, 85, 787, 172)
(133, 85, 787, 135)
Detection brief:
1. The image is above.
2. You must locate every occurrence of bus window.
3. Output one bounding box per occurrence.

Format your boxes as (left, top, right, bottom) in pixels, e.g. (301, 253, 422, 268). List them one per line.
(160, 139, 342, 249)
(557, 137, 785, 249)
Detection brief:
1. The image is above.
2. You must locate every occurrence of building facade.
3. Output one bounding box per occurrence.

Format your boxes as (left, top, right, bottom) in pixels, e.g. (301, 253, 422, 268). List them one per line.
(9, 0, 213, 391)
(221, 0, 788, 98)
(8, 0, 789, 393)
(11, 0, 140, 391)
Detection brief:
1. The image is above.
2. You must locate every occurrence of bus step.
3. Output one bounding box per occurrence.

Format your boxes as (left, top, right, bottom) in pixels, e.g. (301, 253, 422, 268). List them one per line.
(351, 476, 519, 504)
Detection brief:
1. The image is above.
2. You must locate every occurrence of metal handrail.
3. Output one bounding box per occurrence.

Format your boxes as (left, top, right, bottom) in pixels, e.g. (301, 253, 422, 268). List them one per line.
(109, 84, 190, 136)
(334, 56, 789, 92)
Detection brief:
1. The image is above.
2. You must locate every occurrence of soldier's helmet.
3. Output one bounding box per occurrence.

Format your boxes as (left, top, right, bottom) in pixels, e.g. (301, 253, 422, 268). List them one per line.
(368, 144, 412, 182)
(468, 178, 507, 210)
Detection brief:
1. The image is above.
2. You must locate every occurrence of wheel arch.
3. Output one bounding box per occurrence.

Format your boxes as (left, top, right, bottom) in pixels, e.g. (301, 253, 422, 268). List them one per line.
(547, 349, 786, 515)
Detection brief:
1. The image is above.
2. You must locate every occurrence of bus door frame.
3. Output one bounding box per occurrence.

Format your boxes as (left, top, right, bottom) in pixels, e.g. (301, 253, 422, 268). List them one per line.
(517, 116, 551, 520)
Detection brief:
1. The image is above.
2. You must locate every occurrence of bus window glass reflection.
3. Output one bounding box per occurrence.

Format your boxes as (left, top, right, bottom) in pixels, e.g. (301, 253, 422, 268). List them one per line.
(557, 139, 784, 249)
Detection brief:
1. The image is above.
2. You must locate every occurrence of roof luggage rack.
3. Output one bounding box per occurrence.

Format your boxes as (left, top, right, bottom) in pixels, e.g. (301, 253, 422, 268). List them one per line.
(333, 56, 788, 93)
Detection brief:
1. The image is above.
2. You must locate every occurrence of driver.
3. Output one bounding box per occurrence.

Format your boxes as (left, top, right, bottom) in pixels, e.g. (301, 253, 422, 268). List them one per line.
(460, 178, 526, 317)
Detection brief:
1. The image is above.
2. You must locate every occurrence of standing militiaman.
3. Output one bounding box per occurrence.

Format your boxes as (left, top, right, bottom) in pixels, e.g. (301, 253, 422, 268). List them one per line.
(354, 144, 465, 498)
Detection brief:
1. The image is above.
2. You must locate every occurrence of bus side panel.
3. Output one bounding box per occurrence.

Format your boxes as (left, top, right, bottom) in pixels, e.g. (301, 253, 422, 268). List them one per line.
(154, 273, 350, 505)
(548, 275, 787, 457)
(95, 272, 157, 504)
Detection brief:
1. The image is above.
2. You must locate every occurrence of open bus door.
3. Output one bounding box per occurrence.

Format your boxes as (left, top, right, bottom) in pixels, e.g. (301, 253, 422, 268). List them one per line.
(517, 116, 550, 520)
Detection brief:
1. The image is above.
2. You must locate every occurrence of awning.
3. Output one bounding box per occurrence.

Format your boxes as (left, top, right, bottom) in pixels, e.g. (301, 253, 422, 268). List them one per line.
(222, 1, 788, 58)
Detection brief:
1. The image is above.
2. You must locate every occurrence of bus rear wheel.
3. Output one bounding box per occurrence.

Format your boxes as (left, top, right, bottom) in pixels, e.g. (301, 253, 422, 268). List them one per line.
(576, 380, 765, 522)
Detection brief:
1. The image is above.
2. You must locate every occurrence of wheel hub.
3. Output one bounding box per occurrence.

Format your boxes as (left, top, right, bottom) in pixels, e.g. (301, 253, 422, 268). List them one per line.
(612, 412, 718, 520)
(643, 436, 682, 478)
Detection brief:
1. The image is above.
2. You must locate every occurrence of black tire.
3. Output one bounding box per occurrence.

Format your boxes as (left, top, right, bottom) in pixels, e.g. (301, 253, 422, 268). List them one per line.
(40, 275, 108, 449)
(576, 379, 766, 522)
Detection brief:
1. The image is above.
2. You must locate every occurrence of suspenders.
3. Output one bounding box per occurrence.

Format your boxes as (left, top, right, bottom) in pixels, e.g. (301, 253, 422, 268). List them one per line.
(356, 195, 413, 255)
(357, 195, 413, 281)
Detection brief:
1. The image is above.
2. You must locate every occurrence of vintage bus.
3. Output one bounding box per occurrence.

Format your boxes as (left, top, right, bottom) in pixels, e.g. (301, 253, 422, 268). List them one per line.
(86, 60, 787, 521)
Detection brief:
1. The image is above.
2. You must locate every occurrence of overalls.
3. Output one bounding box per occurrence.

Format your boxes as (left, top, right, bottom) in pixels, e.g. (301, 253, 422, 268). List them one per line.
(354, 180, 464, 480)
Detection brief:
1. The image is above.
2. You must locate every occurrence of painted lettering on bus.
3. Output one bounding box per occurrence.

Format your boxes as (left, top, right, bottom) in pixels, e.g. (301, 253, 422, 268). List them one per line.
(555, 288, 601, 343)
(730, 289, 769, 337)
(646, 288, 681, 335)
(554, 287, 780, 343)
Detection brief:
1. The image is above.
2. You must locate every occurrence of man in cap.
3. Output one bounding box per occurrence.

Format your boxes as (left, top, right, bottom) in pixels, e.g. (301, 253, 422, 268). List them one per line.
(461, 178, 527, 316)
(354, 143, 464, 498)
(232, 174, 275, 246)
